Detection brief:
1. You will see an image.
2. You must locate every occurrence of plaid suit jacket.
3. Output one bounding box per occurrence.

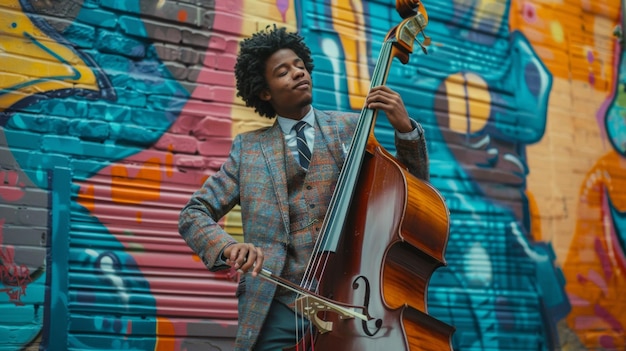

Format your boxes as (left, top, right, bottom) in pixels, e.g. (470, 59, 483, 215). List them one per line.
(178, 108, 429, 350)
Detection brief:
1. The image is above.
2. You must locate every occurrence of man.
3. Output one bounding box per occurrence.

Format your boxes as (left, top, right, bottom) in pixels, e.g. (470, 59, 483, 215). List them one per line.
(178, 25, 429, 351)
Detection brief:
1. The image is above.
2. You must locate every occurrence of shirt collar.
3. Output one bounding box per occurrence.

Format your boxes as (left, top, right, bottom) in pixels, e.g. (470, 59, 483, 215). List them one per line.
(277, 107, 315, 134)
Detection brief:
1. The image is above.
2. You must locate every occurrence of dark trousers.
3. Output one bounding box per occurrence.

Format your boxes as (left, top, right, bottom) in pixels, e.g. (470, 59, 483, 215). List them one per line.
(253, 300, 311, 351)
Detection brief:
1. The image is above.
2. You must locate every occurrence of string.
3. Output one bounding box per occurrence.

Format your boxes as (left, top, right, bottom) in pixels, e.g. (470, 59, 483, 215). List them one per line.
(300, 40, 395, 293)
(290, 40, 395, 351)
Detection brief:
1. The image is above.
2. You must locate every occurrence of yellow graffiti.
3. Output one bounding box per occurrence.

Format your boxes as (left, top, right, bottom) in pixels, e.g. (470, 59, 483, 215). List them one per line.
(240, 0, 297, 40)
(444, 72, 491, 134)
(461, 0, 507, 33)
(0, 0, 99, 111)
(331, 0, 370, 110)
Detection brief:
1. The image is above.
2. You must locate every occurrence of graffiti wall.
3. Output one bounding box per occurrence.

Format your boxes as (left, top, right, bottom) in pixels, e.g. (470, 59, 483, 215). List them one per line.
(0, 0, 623, 350)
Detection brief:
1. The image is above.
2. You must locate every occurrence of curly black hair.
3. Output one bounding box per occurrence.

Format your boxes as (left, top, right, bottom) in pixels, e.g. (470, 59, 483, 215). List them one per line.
(234, 25, 314, 118)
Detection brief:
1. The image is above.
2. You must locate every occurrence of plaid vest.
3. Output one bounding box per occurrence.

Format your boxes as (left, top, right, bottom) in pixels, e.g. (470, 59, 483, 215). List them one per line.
(274, 121, 341, 307)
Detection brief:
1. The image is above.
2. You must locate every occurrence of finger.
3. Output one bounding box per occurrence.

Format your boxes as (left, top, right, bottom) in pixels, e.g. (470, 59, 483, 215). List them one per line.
(250, 248, 264, 277)
(366, 91, 397, 108)
(369, 85, 391, 94)
(227, 244, 239, 260)
(230, 244, 248, 269)
(368, 86, 394, 99)
(367, 98, 393, 110)
(240, 245, 257, 272)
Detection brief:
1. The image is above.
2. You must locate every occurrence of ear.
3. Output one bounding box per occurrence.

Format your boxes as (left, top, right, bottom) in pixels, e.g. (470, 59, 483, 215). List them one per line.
(259, 89, 271, 101)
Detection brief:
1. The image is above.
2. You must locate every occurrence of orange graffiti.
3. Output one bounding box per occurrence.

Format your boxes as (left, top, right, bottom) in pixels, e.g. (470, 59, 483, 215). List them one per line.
(78, 183, 96, 212)
(177, 10, 187, 22)
(155, 317, 176, 351)
(111, 157, 165, 205)
(526, 190, 543, 242)
(510, 0, 620, 91)
(563, 150, 626, 350)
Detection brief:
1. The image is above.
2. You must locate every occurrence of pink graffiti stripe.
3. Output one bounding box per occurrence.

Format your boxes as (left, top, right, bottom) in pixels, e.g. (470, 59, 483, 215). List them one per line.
(565, 292, 589, 307)
(585, 268, 608, 295)
(0, 219, 31, 305)
(594, 236, 613, 281)
(594, 304, 624, 332)
(0, 170, 26, 202)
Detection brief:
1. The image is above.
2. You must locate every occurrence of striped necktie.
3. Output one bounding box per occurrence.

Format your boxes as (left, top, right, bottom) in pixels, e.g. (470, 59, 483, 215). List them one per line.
(293, 121, 311, 169)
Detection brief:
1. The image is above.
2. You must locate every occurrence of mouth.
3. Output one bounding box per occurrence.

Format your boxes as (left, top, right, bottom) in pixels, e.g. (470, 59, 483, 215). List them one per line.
(294, 81, 310, 89)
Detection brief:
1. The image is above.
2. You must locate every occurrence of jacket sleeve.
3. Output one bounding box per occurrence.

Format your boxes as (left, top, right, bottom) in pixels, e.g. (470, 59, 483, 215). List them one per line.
(178, 134, 242, 271)
(394, 119, 430, 181)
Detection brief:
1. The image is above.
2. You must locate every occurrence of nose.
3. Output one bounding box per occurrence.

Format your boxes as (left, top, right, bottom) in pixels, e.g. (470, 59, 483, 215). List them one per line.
(293, 67, 305, 79)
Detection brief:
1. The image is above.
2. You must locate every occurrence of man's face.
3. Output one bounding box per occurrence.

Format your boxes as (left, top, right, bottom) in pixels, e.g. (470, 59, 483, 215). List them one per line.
(260, 48, 313, 119)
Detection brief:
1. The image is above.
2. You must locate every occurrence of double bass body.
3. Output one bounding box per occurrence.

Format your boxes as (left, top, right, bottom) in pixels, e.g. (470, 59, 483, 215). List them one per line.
(312, 141, 454, 350)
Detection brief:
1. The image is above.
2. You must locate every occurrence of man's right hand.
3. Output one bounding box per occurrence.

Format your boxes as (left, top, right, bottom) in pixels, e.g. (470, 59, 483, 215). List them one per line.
(223, 242, 264, 277)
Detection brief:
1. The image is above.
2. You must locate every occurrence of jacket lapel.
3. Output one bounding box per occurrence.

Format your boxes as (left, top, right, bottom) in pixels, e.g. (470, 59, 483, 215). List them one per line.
(314, 109, 346, 167)
(260, 122, 291, 240)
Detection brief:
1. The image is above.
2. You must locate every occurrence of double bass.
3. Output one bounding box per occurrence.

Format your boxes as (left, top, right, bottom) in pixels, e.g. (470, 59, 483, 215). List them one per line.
(260, 0, 455, 349)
